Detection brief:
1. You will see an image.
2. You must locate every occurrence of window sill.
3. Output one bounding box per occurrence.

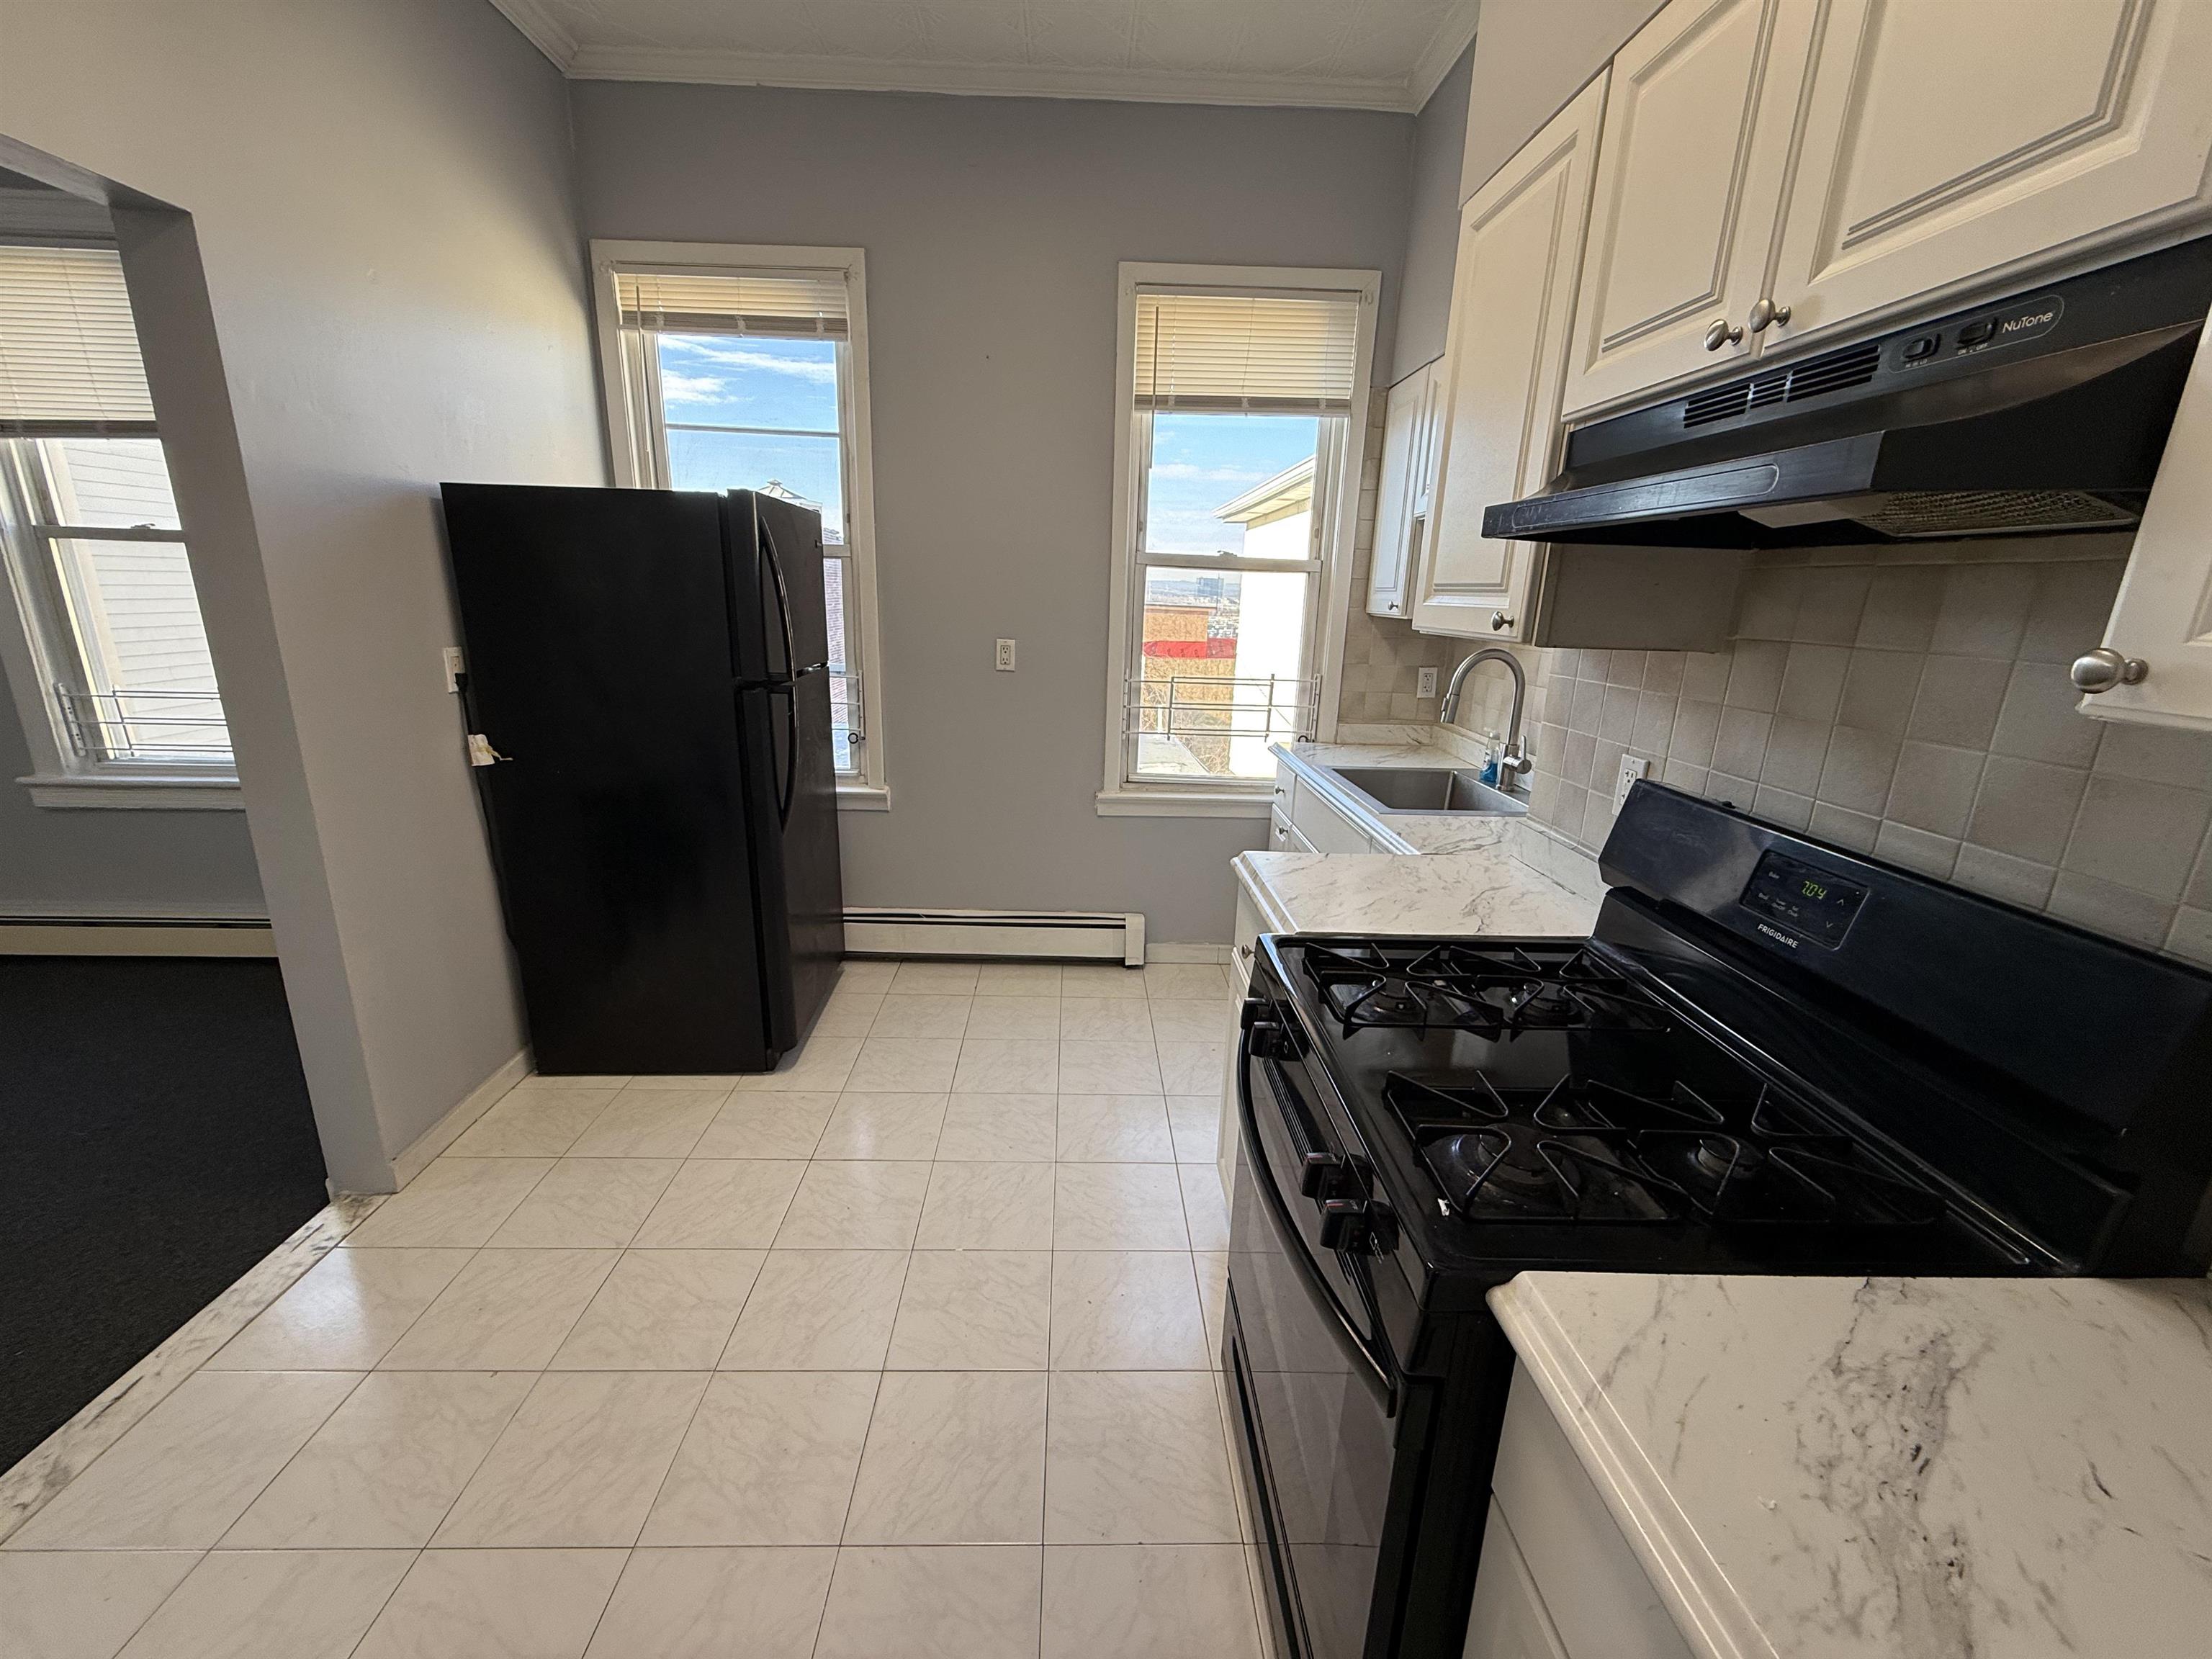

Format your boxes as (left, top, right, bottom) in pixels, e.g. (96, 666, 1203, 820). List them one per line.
(837, 783, 891, 812)
(20, 772, 243, 811)
(1096, 788, 1271, 820)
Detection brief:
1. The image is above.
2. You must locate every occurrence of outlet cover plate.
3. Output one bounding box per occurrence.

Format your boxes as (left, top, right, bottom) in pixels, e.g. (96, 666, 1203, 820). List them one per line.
(1416, 667, 1438, 699)
(1614, 754, 1650, 813)
(994, 638, 1017, 671)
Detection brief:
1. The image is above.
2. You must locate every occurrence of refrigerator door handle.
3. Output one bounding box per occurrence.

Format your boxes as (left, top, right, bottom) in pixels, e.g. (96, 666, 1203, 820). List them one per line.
(758, 518, 798, 684)
(773, 681, 798, 828)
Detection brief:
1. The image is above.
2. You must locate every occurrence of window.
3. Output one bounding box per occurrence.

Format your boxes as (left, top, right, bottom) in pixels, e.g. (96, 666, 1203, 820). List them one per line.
(0, 243, 234, 804)
(1102, 266, 1377, 810)
(592, 243, 886, 801)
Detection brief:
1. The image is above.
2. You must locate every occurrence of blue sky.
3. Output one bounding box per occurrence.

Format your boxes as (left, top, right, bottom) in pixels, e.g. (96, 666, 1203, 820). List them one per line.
(1144, 413, 1319, 554)
(660, 335, 845, 538)
(656, 338, 1320, 555)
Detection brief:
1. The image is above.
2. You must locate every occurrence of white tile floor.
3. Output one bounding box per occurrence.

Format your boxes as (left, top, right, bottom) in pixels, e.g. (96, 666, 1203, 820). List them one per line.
(0, 958, 1262, 1659)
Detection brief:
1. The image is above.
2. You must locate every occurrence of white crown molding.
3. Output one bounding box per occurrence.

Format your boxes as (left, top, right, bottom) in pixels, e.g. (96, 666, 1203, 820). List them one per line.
(563, 43, 1424, 112)
(1407, 0, 1484, 111)
(488, 0, 579, 71)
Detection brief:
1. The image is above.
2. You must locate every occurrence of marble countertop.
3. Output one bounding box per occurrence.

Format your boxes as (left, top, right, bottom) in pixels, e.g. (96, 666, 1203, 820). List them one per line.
(1491, 1271, 2212, 1659)
(1243, 730, 1604, 938)
(1234, 844, 1601, 937)
(1273, 737, 1529, 855)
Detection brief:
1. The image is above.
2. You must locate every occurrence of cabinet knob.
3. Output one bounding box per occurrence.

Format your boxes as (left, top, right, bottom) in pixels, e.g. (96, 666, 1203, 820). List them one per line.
(1747, 297, 1791, 333)
(1491, 610, 1516, 631)
(1704, 318, 1744, 351)
(2071, 647, 2149, 693)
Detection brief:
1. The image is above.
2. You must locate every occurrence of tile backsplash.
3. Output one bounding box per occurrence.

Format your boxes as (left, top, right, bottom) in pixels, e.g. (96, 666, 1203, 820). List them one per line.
(1337, 388, 1469, 729)
(1509, 534, 2212, 966)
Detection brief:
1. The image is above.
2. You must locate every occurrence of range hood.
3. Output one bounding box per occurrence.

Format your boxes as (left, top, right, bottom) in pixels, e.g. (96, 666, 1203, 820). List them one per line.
(1485, 235, 2212, 549)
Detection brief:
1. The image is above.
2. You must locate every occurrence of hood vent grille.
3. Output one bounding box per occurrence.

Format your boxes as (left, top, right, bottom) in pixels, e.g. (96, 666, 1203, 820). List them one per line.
(1682, 341, 1883, 430)
(1847, 490, 2138, 539)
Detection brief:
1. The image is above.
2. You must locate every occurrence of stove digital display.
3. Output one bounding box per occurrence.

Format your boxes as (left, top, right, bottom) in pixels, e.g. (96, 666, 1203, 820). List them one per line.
(1740, 850, 1866, 948)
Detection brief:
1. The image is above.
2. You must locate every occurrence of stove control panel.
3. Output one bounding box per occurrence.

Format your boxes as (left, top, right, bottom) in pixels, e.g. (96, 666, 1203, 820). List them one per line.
(1739, 850, 1867, 948)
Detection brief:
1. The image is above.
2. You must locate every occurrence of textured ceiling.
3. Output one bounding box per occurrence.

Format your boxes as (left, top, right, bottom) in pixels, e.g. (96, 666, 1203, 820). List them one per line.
(490, 1, 1482, 111)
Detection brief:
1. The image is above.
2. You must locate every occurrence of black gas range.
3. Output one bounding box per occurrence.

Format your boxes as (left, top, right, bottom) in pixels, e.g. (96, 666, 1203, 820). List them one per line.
(1223, 783, 2212, 1659)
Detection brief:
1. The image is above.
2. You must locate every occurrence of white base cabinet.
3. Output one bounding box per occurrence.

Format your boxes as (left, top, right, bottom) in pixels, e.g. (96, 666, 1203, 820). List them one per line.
(1465, 1364, 1694, 1659)
(1463, 1501, 1570, 1659)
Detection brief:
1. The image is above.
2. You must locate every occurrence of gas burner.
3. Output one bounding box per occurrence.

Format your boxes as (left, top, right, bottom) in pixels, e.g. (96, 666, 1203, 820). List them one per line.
(1421, 1123, 1688, 1222)
(1302, 941, 1670, 1037)
(1532, 1078, 1727, 1133)
(1381, 1064, 1946, 1231)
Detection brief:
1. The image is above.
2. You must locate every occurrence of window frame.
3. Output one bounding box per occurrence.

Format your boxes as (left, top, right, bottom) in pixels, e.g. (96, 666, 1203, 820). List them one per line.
(0, 433, 240, 811)
(588, 239, 890, 808)
(1099, 262, 1378, 817)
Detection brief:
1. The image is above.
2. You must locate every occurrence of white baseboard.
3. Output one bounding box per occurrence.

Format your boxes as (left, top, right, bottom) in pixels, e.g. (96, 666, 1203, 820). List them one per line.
(845, 907, 1146, 966)
(0, 917, 276, 957)
(1148, 942, 1232, 964)
(390, 1047, 532, 1188)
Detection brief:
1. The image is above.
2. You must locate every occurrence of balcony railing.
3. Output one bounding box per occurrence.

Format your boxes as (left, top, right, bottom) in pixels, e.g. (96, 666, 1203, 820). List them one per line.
(1123, 671, 1317, 781)
(57, 685, 233, 764)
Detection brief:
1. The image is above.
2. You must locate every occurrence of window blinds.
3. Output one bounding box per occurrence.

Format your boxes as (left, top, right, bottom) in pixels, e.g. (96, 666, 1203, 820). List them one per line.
(615, 268, 849, 339)
(0, 245, 156, 429)
(1133, 288, 1360, 415)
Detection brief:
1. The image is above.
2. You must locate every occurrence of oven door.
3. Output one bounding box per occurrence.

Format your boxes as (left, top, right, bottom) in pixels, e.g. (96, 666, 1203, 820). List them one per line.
(1228, 1017, 1400, 1659)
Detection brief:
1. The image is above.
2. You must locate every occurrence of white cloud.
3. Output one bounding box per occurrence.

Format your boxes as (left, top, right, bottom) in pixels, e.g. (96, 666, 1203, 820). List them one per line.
(665, 341, 838, 384)
(660, 372, 728, 405)
(1146, 505, 1247, 557)
(1151, 462, 1269, 483)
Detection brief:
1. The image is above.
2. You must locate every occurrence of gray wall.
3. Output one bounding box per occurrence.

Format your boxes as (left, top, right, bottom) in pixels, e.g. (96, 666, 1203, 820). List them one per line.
(570, 83, 1414, 943)
(1392, 42, 1475, 382)
(1460, 0, 1666, 201)
(1, 0, 606, 1188)
(0, 657, 265, 917)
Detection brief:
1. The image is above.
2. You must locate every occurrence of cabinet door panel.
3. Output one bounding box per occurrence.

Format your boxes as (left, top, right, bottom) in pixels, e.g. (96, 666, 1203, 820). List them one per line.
(1770, 0, 2212, 346)
(1367, 366, 1429, 618)
(1416, 76, 1607, 639)
(1560, 0, 1817, 415)
(1462, 1501, 1570, 1659)
(2091, 315, 2212, 732)
(1289, 776, 1373, 855)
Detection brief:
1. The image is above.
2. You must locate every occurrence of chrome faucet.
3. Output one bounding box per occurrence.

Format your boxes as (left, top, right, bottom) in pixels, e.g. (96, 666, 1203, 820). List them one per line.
(1439, 647, 1532, 789)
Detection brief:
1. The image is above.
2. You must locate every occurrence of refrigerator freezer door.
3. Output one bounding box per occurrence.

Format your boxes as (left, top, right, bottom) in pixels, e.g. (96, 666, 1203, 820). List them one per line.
(440, 482, 773, 1074)
(726, 490, 845, 1050)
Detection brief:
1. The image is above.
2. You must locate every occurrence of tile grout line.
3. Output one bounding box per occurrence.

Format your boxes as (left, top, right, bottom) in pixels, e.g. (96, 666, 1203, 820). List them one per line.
(14, 962, 1246, 1656)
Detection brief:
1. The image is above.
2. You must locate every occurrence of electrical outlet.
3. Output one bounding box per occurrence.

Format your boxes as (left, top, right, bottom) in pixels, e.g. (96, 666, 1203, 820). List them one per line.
(1614, 754, 1650, 813)
(1416, 666, 1439, 699)
(441, 646, 465, 693)
(994, 638, 1017, 672)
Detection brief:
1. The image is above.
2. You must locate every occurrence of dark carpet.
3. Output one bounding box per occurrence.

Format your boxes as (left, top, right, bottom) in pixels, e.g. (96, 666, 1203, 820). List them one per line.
(0, 956, 326, 1473)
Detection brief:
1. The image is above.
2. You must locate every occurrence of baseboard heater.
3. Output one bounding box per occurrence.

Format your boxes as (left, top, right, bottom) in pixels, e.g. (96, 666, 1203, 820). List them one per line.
(0, 915, 277, 958)
(842, 907, 1146, 966)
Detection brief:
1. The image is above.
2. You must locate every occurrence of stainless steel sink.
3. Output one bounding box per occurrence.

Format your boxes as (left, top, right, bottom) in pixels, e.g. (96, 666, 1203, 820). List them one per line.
(1328, 765, 1528, 817)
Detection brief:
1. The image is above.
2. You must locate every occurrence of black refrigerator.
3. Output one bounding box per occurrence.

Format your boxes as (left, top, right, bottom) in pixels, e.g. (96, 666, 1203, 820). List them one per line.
(438, 482, 844, 1074)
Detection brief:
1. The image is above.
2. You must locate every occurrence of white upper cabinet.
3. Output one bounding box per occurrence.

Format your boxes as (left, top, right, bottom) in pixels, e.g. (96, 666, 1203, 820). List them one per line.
(1559, 0, 2212, 417)
(1416, 74, 1609, 639)
(1559, 0, 1819, 416)
(2088, 315, 2212, 732)
(1766, 0, 2212, 351)
(1367, 362, 1436, 619)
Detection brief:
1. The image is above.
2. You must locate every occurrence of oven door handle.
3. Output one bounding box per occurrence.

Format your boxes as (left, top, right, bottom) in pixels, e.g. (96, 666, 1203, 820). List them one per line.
(1237, 1030, 1398, 1416)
